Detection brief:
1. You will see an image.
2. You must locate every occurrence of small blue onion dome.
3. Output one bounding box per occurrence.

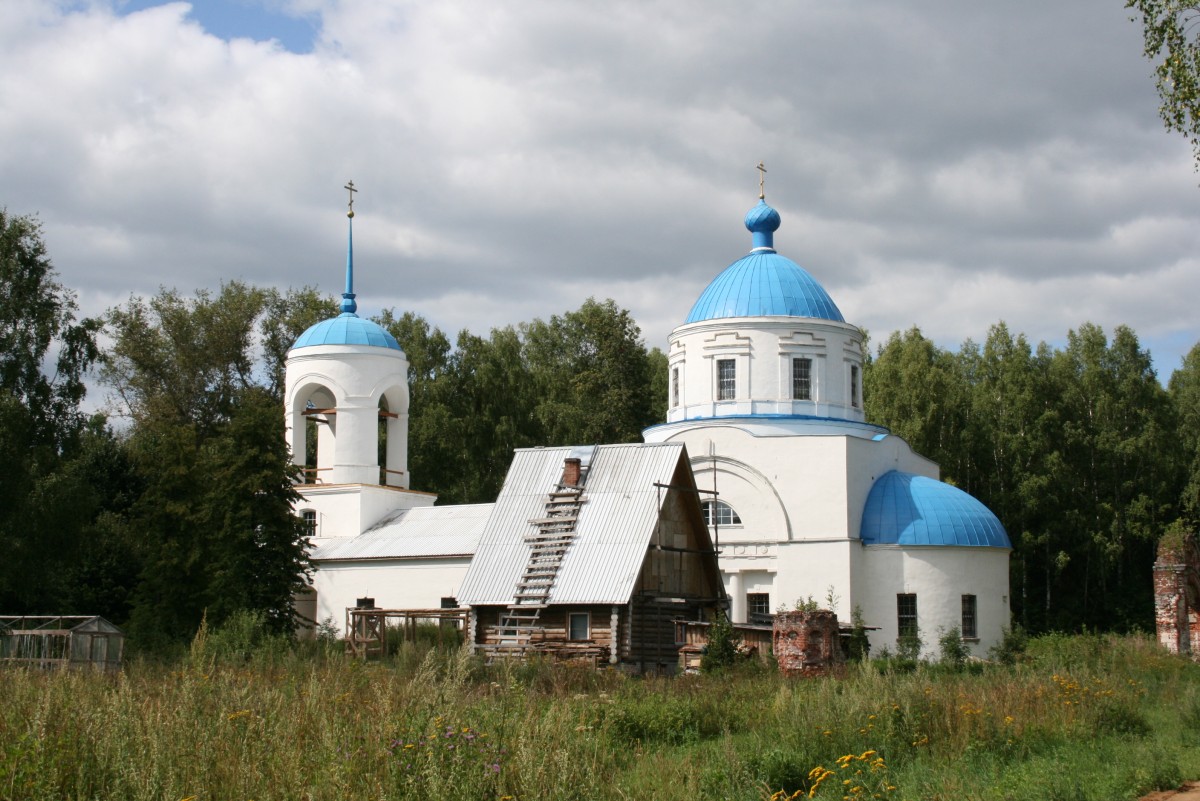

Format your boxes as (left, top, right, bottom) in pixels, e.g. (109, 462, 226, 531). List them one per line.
(745, 199, 781, 250)
(291, 313, 403, 351)
(685, 200, 844, 324)
(860, 471, 1011, 548)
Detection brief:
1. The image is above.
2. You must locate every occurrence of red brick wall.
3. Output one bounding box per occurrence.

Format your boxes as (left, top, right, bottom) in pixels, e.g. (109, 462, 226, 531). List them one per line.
(1154, 534, 1200, 661)
(773, 610, 845, 677)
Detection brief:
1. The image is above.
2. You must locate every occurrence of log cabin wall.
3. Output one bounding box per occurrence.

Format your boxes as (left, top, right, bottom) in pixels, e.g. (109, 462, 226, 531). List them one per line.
(473, 605, 619, 662)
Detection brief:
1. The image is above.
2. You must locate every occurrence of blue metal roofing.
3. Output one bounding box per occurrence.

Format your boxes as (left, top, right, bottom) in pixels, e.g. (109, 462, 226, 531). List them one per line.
(684, 200, 844, 324)
(860, 471, 1011, 548)
(291, 313, 403, 351)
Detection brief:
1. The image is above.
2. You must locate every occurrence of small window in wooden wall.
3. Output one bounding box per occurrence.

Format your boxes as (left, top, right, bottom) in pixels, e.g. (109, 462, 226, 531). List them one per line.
(568, 612, 591, 641)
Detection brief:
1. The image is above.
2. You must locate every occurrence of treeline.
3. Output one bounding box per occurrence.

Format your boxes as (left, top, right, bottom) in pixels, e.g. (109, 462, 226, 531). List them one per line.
(865, 324, 1200, 633)
(0, 211, 665, 647)
(4, 208, 1198, 644)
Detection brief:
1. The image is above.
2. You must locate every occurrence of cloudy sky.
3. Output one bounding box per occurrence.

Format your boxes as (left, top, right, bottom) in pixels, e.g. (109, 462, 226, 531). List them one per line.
(3, 0, 1199, 389)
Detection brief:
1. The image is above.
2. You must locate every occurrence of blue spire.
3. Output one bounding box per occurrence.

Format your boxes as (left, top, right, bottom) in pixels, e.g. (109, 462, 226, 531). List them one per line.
(290, 180, 404, 353)
(340, 180, 358, 316)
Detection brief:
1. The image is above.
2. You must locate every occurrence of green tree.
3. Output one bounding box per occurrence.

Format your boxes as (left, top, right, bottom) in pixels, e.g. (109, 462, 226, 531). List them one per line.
(102, 285, 311, 645)
(0, 210, 100, 611)
(1169, 342, 1200, 522)
(102, 283, 268, 432)
(1127, 1, 1200, 169)
(522, 298, 659, 446)
(864, 327, 969, 476)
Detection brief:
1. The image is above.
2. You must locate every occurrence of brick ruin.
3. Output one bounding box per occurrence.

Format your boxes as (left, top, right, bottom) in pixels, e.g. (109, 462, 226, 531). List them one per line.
(1154, 531, 1200, 660)
(773, 609, 845, 677)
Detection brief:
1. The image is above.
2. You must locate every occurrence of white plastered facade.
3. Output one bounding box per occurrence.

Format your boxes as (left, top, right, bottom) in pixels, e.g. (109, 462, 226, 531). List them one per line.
(645, 314, 1012, 658)
(286, 340, 443, 632)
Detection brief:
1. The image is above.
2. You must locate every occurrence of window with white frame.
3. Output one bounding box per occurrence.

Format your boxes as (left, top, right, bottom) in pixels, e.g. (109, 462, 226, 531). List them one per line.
(702, 500, 742, 527)
(671, 366, 680, 408)
(301, 509, 317, 537)
(717, 359, 736, 401)
(792, 357, 812, 400)
(568, 612, 590, 641)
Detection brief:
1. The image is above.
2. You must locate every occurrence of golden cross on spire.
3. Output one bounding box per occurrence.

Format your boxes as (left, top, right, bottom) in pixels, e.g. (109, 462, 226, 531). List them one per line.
(756, 162, 767, 200)
(344, 180, 357, 218)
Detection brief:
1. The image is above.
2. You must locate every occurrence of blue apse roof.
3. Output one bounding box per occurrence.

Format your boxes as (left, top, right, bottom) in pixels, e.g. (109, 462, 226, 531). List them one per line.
(860, 471, 1011, 548)
(292, 313, 403, 351)
(685, 199, 845, 324)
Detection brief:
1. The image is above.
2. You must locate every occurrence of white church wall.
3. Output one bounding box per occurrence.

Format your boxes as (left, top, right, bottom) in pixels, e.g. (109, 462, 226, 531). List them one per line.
(666, 318, 866, 424)
(771, 540, 855, 620)
(313, 557, 471, 633)
(298, 484, 436, 542)
(678, 426, 852, 540)
(856, 546, 1011, 658)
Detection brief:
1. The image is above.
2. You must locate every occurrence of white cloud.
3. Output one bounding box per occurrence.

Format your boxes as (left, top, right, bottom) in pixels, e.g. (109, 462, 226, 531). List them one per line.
(1, 0, 1199, 394)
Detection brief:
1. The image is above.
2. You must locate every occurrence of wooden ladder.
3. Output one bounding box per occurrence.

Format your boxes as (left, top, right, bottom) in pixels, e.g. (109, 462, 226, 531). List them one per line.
(485, 485, 586, 658)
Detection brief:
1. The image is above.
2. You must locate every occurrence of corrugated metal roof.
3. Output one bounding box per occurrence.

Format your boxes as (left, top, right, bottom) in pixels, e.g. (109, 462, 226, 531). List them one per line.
(684, 202, 843, 324)
(456, 443, 688, 605)
(860, 471, 1010, 548)
(291, 313, 403, 351)
(311, 503, 492, 561)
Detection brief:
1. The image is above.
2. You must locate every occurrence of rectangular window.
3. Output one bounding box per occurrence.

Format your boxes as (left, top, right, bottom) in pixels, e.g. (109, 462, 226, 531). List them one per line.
(792, 357, 812, 400)
(568, 612, 590, 641)
(961, 594, 977, 639)
(671, 366, 680, 408)
(717, 359, 736, 401)
(850, 365, 860, 408)
(897, 593, 918, 639)
(747, 593, 771, 617)
(301, 509, 317, 537)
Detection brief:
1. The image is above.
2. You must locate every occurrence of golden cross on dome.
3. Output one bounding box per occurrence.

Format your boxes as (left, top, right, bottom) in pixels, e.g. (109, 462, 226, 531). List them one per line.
(345, 180, 357, 218)
(756, 162, 767, 200)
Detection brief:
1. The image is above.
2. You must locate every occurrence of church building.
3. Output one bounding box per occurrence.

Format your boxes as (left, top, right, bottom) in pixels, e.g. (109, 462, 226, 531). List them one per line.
(286, 178, 1012, 660)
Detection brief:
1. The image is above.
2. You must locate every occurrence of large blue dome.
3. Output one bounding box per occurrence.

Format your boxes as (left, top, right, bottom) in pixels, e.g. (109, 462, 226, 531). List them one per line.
(860, 471, 1010, 548)
(684, 200, 844, 324)
(291, 313, 403, 351)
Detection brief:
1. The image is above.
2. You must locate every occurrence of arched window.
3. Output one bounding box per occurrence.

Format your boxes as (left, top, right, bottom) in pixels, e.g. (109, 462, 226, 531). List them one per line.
(702, 500, 742, 527)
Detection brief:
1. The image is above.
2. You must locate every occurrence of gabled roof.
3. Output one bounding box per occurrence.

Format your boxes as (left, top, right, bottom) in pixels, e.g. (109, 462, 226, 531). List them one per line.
(311, 504, 492, 561)
(456, 443, 704, 606)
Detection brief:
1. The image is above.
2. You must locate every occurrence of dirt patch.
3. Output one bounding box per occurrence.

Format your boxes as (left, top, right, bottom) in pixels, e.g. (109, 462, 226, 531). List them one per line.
(1142, 781, 1200, 801)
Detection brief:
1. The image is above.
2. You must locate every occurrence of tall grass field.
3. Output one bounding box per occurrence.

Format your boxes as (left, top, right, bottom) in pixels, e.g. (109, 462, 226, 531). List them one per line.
(0, 627, 1197, 801)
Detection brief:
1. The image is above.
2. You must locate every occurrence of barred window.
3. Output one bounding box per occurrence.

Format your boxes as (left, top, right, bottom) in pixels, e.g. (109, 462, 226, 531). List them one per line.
(961, 594, 978, 639)
(747, 593, 771, 617)
(717, 359, 736, 400)
(897, 593, 918, 639)
(792, 357, 812, 400)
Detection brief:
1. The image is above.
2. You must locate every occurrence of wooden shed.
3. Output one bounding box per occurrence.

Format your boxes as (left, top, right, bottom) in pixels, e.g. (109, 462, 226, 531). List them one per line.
(456, 443, 726, 672)
(0, 616, 125, 671)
